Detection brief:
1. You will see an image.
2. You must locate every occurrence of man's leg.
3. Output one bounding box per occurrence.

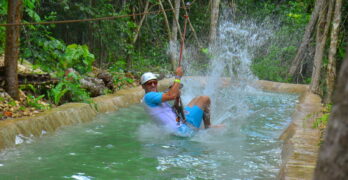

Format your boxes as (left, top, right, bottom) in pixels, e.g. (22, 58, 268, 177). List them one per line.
(187, 96, 211, 128)
(202, 104, 211, 129)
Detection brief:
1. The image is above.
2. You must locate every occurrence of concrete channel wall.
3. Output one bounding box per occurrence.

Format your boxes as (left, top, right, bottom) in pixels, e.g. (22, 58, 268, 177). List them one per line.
(0, 79, 173, 150)
(0, 79, 322, 179)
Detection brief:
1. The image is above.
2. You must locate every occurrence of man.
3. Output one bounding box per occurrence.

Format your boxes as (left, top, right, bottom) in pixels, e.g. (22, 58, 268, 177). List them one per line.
(141, 67, 212, 137)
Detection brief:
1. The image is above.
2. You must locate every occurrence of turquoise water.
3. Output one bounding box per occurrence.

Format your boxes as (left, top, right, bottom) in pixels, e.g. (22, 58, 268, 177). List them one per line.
(0, 92, 298, 180)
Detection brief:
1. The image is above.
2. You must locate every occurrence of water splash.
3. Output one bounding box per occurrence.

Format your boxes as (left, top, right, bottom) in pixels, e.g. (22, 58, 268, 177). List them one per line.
(179, 9, 275, 127)
(15, 134, 34, 145)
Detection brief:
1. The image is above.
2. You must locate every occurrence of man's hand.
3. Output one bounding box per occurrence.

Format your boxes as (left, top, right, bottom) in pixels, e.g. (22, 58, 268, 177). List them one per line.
(176, 66, 183, 77)
(162, 67, 183, 102)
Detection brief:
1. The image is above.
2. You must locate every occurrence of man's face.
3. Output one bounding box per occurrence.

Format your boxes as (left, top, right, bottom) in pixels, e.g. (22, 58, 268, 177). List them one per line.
(143, 80, 158, 92)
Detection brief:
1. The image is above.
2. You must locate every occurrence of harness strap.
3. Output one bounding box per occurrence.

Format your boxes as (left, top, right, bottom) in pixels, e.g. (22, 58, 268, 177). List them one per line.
(172, 101, 199, 132)
(173, 98, 186, 125)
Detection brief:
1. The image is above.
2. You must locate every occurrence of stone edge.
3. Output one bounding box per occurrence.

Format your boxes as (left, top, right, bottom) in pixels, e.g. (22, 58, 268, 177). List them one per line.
(0, 78, 173, 150)
(276, 91, 322, 180)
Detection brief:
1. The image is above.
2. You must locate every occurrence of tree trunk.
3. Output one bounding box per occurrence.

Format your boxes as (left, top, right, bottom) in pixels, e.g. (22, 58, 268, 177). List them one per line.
(209, 0, 220, 44)
(132, 0, 150, 44)
(168, 0, 181, 70)
(288, 0, 324, 78)
(169, 0, 182, 41)
(127, 1, 151, 69)
(122, 0, 126, 8)
(4, 0, 22, 100)
(158, 0, 171, 40)
(310, 0, 334, 94)
(325, 0, 342, 103)
(313, 45, 348, 180)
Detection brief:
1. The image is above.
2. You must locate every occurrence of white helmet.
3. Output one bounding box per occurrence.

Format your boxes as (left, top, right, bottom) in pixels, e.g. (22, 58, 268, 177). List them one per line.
(141, 72, 157, 85)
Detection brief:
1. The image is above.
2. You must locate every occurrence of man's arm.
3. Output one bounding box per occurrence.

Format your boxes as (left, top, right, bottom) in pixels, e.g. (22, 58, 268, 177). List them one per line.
(162, 67, 183, 102)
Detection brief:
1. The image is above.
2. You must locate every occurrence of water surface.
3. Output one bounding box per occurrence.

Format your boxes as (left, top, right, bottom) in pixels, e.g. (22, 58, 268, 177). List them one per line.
(0, 91, 298, 180)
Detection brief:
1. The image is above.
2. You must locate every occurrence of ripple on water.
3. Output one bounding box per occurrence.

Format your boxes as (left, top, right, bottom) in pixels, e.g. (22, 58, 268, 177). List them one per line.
(65, 173, 93, 180)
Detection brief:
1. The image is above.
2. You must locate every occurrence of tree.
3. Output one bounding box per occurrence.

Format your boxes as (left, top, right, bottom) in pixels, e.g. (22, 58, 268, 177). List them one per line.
(209, 0, 220, 44)
(309, 0, 334, 94)
(158, 0, 171, 40)
(168, 0, 181, 70)
(4, 0, 22, 100)
(132, 0, 150, 44)
(126, 0, 151, 69)
(313, 45, 348, 179)
(288, 0, 324, 80)
(169, 0, 181, 42)
(325, 0, 342, 103)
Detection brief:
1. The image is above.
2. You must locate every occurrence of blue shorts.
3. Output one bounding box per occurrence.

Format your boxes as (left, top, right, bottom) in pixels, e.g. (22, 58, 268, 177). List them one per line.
(184, 105, 204, 128)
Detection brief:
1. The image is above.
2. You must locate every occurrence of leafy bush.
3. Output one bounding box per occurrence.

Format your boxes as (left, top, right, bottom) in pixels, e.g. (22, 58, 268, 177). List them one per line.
(59, 44, 95, 74)
(23, 39, 95, 76)
(48, 72, 91, 105)
(0, 0, 7, 54)
(48, 82, 69, 105)
(26, 95, 48, 110)
(232, 0, 311, 82)
(22, 38, 65, 72)
(251, 45, 296, 82)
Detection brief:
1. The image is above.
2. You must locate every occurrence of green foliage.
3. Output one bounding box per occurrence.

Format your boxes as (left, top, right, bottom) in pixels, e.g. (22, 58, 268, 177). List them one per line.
(235, 0, 312, 82)
(35, 0, 173, 71)
(313, 113, 330, 128)
(20, 0, 63, 73)
(26, 95, 48, 110)
(27, 84, 38, 94)
(22, 39, 95, 75)
(282, 1, 311, 26)
(108, 69, 135, 89)
(313, 104, 332, 128)
(48, 72, 91, 105)
(0, 0, 7, 54)
(8, 100, 17, 107)
(21, 0, 96, 76)
(251, 45, 296, 82)
(18, 106, 26, 111)
(22, 38, 63, 71)
(0, 26, 4, 54)
(48, 82, 69, 105)
(24, 0, 41, 22)
(60, 44, 95, 74)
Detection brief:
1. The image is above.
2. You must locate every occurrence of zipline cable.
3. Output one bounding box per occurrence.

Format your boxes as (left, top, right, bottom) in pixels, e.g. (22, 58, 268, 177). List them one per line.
(178, 15, 188, 67)
(0, 1, 197, 27)
(174, 2, 191, 126)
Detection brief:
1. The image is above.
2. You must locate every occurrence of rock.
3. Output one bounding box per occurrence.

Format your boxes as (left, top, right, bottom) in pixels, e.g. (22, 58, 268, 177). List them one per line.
(19, 90, 27, 100)
(0, 55, 45, 74)
(97, 72, 114, 90)
(0, 91, 11, 99)
(80, 77, 108, 97)
(64, 68, 79, 81)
